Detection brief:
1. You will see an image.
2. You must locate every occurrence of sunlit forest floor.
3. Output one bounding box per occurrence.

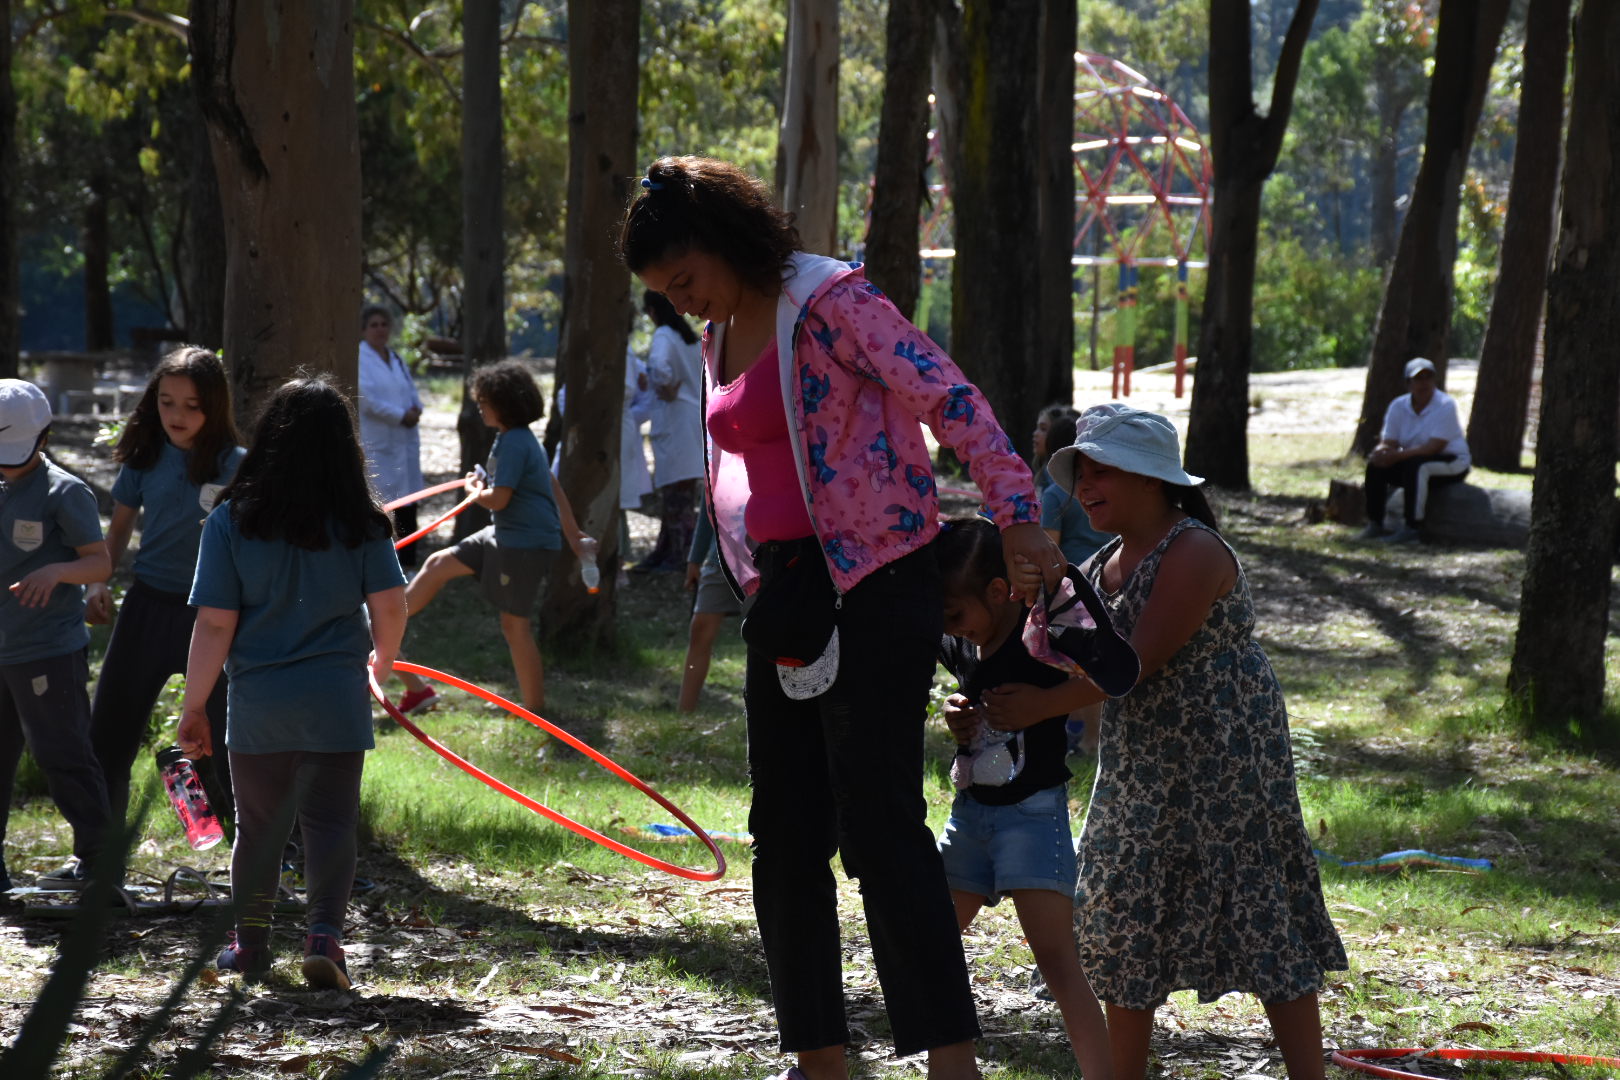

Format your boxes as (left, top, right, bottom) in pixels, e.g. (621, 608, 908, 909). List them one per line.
(4, 362, 1617, 1079)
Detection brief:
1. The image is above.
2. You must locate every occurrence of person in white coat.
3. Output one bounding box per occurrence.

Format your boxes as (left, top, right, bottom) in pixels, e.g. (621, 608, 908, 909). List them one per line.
(357, 306, 426, 565)
(633, 291, 705, 572)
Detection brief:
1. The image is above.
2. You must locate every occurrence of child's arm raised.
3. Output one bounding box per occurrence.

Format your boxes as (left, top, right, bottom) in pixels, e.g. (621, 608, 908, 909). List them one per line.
(366, 585, 407, 685)
(178, 605, 239, 759)
(11, 541, 111, 608)
(85, 502, 137, 623)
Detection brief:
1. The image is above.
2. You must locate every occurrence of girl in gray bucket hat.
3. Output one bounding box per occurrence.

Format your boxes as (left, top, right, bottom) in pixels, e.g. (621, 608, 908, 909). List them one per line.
(1015, 403, 1346, 1080)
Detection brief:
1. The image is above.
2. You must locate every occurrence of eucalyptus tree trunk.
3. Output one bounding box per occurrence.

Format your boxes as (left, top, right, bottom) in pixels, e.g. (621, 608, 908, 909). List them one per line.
(1036, 0, 1076, 411)
(1467, 0, 1570, 472)
(1182, 0, 1319, 490)
(189, 0, 361, 424)
(945, 0, 1042, 450)
(181, 115, 226, 349)
(1507, 0, 1620, 740)
(455, 0, 506, 538)
(1351, 0, 1510, 455)
(863, 0, 932, 318)
(551, 0, 641, 649)
(776, 0, 838, 254)
(0, 0, 17, 377)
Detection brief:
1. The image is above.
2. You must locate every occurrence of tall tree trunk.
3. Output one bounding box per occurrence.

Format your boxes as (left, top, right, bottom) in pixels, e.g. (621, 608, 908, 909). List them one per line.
(551, 0, 640, 649)
(82, 175, 114, 351)
(182, 111, 226, 349)
(1351, 0, 1510, 455)
(1369, 90, 1407, 269)
(776, 0, 838, 254)
(454, 0, 506, 539)
(1467, 0, 1570, 472)
(1508, 0, 1620, 739)
(946, 0, 1042, 452)
(1182, 0, 1319, 491)
(189, 1, 362, 425)
(0, 0, 18, 377)
(863, 0, 932, 319)
(1036, 0, 1076, 412)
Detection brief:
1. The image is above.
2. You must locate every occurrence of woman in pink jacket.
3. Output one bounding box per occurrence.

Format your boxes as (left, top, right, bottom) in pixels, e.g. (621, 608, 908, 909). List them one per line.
(621, 156, 1062, 1080)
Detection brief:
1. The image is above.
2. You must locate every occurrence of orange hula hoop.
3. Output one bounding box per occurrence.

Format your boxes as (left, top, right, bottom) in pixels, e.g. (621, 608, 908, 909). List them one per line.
(1331, 1047, 1620, 1077)
(369, 661, 728, 882)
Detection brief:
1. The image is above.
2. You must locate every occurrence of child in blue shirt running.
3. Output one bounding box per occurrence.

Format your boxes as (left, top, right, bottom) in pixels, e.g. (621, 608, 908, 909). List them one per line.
(0, 380, 112, 891)
(392, 360, 593, 715)
(179, 377, 406, 989)
(88, 346, 245, 833)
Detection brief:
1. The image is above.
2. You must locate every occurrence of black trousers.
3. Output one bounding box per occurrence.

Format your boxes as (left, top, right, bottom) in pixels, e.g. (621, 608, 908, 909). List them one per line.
(0, 649, 108, 862)
(89, 580, 231, 828)
(1364, 454, 1469, 526)
(745, 538, 980, 1057)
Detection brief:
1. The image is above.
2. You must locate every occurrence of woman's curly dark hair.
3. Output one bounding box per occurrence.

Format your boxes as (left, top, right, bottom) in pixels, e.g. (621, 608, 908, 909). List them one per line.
(619, 156, 801, 295)
(471, 360, 545, 429)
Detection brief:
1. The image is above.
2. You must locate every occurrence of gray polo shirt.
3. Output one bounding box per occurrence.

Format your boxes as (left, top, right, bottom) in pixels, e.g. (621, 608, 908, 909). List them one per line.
(0, 457, 104, 665)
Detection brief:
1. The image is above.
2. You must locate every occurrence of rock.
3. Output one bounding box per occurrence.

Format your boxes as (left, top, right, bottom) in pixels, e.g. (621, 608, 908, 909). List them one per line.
(1378, 482, 1531, 547)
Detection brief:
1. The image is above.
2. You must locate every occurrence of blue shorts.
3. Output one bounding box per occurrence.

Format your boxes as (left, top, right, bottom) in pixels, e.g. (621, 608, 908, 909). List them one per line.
(937, 783, 1077, 906)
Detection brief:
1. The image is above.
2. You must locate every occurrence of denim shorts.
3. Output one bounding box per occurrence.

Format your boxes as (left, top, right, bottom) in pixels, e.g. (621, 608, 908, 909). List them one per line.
(937, 783, 1077, 906)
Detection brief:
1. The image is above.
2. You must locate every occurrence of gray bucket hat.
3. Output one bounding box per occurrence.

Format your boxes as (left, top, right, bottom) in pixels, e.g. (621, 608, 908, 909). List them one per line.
(1046, 402, 1203, 494)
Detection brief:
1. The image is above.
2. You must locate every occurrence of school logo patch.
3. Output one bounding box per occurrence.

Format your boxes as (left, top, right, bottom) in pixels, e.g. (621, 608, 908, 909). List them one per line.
(199, 483, 225, 513)
(11, 520, 43, 552)
(31, 674, 48, 696)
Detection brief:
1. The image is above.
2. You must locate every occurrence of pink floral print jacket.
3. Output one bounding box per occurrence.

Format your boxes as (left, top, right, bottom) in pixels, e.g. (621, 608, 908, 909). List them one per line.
(706, 252, 1038, 596)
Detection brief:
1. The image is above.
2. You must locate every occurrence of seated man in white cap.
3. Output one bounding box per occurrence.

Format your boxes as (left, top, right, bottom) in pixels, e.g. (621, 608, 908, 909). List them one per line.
(1358, 357, 1471, 544)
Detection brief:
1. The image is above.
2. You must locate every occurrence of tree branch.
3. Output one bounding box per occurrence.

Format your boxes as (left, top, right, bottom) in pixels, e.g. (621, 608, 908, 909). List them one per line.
(105, 6, 190, 42)
(355, 17, 460, 100)
(1258, 0, 1322, 168)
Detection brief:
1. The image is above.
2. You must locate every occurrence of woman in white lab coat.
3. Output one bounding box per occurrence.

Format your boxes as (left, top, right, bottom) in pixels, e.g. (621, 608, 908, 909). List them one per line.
(357, 305, 425, 565)
(633, 291, 704, 571)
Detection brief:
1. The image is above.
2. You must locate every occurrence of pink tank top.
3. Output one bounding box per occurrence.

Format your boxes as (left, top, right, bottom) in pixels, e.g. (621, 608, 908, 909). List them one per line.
(707, 341, 814, 541)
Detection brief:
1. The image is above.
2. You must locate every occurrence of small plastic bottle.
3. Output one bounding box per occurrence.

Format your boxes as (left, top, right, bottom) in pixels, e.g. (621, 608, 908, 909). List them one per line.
(579, 537, 601, 594)
(155, 745, 224, 851)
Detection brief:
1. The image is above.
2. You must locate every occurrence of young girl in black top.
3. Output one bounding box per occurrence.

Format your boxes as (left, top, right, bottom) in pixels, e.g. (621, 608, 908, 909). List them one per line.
(935, 517, 1112, 1079)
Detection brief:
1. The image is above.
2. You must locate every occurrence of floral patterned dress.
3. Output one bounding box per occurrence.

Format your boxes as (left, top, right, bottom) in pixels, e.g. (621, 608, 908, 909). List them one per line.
(1074, 518, 1347, 1010)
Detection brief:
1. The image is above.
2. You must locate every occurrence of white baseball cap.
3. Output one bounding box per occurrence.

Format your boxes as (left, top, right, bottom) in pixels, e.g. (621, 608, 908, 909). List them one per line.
(1046, 402, 1202, 494)
(1404, 357, 1436, 380)
(0, 381, 53, 467)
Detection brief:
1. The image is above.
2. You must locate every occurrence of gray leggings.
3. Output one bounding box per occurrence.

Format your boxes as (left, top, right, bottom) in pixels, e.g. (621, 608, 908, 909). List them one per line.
(228, 749, 364, 945)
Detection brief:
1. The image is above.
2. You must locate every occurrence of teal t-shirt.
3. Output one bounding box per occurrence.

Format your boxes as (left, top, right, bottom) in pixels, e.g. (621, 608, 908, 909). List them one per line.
(111, 443, 246, 594)
(1039, 470, 1111, 567)
(188, 503, 406, 754)
(0, 458, 104, 665)
(488, 426, 562, 550)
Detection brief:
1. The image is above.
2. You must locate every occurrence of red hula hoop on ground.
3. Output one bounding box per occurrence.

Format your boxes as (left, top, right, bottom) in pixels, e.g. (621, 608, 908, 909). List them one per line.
(392, 490, 479, 551)
(384, 479, 467, 512)
(1331, 1047, 1620, 1077)
(369, 661, 728, 882)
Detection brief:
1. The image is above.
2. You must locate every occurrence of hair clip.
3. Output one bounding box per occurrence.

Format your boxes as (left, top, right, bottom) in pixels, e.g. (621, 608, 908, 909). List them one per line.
(641, 177, 664, 191)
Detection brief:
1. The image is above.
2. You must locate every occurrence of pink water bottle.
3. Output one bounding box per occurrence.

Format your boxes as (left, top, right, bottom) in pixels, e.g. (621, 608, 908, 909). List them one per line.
(156, 745, 224, 851)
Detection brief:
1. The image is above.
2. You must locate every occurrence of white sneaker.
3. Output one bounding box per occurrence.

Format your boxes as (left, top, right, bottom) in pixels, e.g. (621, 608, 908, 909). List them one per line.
(1355, 522, 1387, 540)
(1383, 525, 1422, 544)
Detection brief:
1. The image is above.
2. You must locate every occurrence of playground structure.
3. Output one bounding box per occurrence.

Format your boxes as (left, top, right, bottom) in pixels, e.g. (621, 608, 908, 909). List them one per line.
(913, 52, 1212, 398)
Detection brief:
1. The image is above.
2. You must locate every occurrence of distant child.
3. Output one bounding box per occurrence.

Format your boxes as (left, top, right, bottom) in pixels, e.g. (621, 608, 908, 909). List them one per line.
(1025, 403, 1346, 1080)
(178, 378, 406, 989)
(0, 380, 112, 891)
(1033, 403, 1110, 567)
(677, 497, 744, 712)
(88, 346, 244, 832)
(392, 360, 592, 715)
(933, 516, 1112, 1080)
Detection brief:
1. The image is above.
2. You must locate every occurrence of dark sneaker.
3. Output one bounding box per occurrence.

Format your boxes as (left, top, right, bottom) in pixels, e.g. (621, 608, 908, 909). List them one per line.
(302, 933, 351, 990)
(1383, 524, 1422, 544)
(35, 860, 91, 890)
(1355, 522, 1387, 540)
(217, 935, 272, 981)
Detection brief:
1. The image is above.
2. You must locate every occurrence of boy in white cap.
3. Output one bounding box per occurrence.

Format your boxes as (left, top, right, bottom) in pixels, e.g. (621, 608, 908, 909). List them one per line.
(0, 380, 112, 890)
(1359, 357, 1471, 544)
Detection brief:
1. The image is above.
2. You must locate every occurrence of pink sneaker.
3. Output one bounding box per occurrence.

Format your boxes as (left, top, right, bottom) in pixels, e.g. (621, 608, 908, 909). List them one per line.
(397, 687, 438, 715)
(301, 932, 351, 990)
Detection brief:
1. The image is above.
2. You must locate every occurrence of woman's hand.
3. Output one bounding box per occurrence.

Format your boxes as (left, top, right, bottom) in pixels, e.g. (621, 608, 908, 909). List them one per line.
(177, 707, 212, 759)
(942, 693, 980, 744)
(1002, 521, 1064, 605)
(84, 582, 115, 625)
(981, 683, 1052, 732)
